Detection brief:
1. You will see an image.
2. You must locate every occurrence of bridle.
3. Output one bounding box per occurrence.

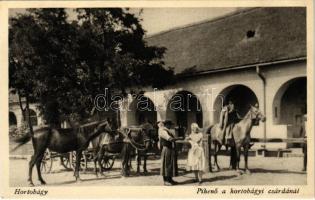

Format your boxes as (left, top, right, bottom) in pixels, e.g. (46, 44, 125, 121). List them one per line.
(249, 106, 266, 124)
(121, 128, 151, 151)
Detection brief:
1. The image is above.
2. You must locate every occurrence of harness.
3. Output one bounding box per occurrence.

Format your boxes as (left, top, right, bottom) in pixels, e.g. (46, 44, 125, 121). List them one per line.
(121, 127, 151, 151)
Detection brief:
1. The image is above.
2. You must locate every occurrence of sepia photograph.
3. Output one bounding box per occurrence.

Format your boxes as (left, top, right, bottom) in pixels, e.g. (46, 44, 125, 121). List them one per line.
(1, 1, 314, 199)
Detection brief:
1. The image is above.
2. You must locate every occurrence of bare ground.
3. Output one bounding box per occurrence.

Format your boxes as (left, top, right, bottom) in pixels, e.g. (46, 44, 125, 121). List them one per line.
(9, 155, 307, 187)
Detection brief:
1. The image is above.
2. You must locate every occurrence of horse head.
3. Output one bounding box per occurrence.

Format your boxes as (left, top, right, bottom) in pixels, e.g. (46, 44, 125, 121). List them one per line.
(112, 129, 124, 142)
(249, 104, 266, 123)
(124, 126, 151, 151)
(141, 128, 153, 150)
(96, 120, 113, 133)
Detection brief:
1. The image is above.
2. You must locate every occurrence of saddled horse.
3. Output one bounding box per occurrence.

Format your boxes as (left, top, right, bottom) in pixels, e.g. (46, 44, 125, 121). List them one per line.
(12, 120, 112, 186)
(91, 129, 124, 177)
(207, 105, 266, 173)
(120, 126, 152, 176)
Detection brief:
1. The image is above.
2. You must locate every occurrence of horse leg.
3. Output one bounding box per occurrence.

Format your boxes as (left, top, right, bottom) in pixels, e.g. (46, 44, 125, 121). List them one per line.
(209, 142, 213, 172)
(143, 153, 148, 174)
(244, 144, 250, 174)
(35, 151, 46, 185)
(136, 152, 141, 174)
(235, 146, 242, 174)
(214, 143, 221, 171)
(98, 148, 106, 176)
(28, 142, 46, 186)
(229, 146, 233, 169)
(93, 147, 99, 177)
(229, 146, 238, 170)
(74, 150, 82, 181)
(27, 133, 50, 186)
(121, 143, 130, 177)
(94, 154, 98, 177)
(230, 146, 237, 170)
(129, 148, 133, 170)
(27, 154, 37, 186)
(129, 156, 132, 170)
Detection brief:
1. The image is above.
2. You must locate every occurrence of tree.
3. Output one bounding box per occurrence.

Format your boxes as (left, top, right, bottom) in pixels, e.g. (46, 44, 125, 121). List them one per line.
(75, 8, 174, 95)
(9, 13, 42, 132)
(9, 8, 174, 127)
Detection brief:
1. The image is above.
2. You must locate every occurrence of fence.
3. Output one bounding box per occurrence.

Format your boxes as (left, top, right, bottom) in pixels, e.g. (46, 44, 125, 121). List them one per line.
(177, 135, 307, 173)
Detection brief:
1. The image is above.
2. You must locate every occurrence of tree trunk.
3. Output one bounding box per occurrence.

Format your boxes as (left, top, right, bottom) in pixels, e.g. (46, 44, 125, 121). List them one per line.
(25, 94, 34, 136)
(17, 90, 26, 121)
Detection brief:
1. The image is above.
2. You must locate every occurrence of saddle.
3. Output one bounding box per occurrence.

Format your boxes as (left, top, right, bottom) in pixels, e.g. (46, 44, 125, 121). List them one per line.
(216, 125, 234, 146)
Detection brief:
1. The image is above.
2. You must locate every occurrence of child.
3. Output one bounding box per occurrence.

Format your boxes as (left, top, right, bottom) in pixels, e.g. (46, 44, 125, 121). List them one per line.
(186, 123, 206, 184)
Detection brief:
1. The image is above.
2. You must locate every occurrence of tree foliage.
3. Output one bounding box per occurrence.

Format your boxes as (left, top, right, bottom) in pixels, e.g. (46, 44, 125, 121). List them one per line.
(9, 8, 174, 126)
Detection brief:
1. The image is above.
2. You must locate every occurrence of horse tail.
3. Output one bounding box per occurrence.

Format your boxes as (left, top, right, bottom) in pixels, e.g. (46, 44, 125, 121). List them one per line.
(206, 125, 214, 138)
(10, 132, 32, 152)
(11, 127, 49, 152)
(206, 125, 214, 136)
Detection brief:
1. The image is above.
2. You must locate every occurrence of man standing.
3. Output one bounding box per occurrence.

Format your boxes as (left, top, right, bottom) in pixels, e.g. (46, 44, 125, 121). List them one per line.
(159, 120, 179, 186)
(301, 114, 307, 171)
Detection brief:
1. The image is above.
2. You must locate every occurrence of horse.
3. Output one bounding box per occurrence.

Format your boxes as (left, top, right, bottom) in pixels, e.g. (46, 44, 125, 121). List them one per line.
(12, 120, 112, 186)
(120, 126, 152, 176)
(134, 126, 159, 174)
(207, 105, 266, 173)
(91, 129, 124, 177)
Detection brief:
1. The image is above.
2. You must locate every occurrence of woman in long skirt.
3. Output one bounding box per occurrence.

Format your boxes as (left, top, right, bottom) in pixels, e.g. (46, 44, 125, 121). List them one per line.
(186, 123, 206, 184)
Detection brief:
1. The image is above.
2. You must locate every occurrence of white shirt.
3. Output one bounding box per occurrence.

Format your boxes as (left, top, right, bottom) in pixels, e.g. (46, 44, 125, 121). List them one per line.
(159, 127, 175, 141)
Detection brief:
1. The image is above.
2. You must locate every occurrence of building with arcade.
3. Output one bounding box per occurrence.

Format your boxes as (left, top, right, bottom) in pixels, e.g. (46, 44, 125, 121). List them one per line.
(119, 7, 307, 149)
(9, 7, 306, 151)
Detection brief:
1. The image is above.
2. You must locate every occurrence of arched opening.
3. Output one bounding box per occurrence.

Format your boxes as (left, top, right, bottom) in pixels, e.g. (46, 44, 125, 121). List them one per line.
(25, 109, 38, 126)
(273, 77, 306, 143)
(166, 91, 203, 136)
(9, 112, 17, 126)
(213, 85, 259, 123)
(127, 95, 157, 126)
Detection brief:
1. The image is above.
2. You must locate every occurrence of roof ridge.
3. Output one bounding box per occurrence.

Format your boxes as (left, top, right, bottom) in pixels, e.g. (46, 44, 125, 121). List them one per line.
(145, 7, 259, 39)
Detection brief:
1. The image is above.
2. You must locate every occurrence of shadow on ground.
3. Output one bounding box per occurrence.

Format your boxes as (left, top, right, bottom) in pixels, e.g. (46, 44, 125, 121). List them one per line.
(249, 168, 306, 175)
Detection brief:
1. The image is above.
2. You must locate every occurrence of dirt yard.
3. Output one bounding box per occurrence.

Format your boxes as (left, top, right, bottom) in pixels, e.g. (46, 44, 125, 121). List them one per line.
(10, 155, 306, 187)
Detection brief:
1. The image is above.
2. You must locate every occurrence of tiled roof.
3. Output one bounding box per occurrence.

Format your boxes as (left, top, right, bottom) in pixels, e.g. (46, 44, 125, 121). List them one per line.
(146, 7, 306, 74)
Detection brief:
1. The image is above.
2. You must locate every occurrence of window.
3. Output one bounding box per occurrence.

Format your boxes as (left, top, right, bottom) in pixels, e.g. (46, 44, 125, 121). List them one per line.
(246, 30, 255, 38)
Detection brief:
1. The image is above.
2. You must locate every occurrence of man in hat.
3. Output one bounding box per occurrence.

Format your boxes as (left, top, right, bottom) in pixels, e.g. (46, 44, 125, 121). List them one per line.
(219, 100, 241, 145)
(159, 120, 179, 185)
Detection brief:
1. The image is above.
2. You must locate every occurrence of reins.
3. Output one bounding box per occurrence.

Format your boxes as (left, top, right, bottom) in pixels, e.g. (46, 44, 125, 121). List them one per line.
(121, 128, 150, 151)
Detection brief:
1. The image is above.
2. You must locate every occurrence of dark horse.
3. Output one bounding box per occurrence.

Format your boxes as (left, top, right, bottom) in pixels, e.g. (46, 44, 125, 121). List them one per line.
(207, 105, 266, 173)
(91, 130, 124, 177)
(12, 120, 112, 186)
(120, 126, 152, 176)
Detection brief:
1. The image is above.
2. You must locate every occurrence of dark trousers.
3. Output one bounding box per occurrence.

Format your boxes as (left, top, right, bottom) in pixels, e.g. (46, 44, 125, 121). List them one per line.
(303, 143, 307, 170)
(160, 146, 178, 177)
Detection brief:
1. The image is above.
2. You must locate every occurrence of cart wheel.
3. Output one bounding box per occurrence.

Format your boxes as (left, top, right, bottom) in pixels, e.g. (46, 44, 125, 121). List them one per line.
(85, 149, 94, 161)
(41, 149, 53, 173)
(71, 151, 87, 171)
(60, 153, 72, 170)
(101, 155, 115, 170)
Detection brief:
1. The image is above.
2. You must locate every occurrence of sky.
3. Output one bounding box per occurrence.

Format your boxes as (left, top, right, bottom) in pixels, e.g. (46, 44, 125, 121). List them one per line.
(10, 8, 239, 36)
(131, 8, 238, 36)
